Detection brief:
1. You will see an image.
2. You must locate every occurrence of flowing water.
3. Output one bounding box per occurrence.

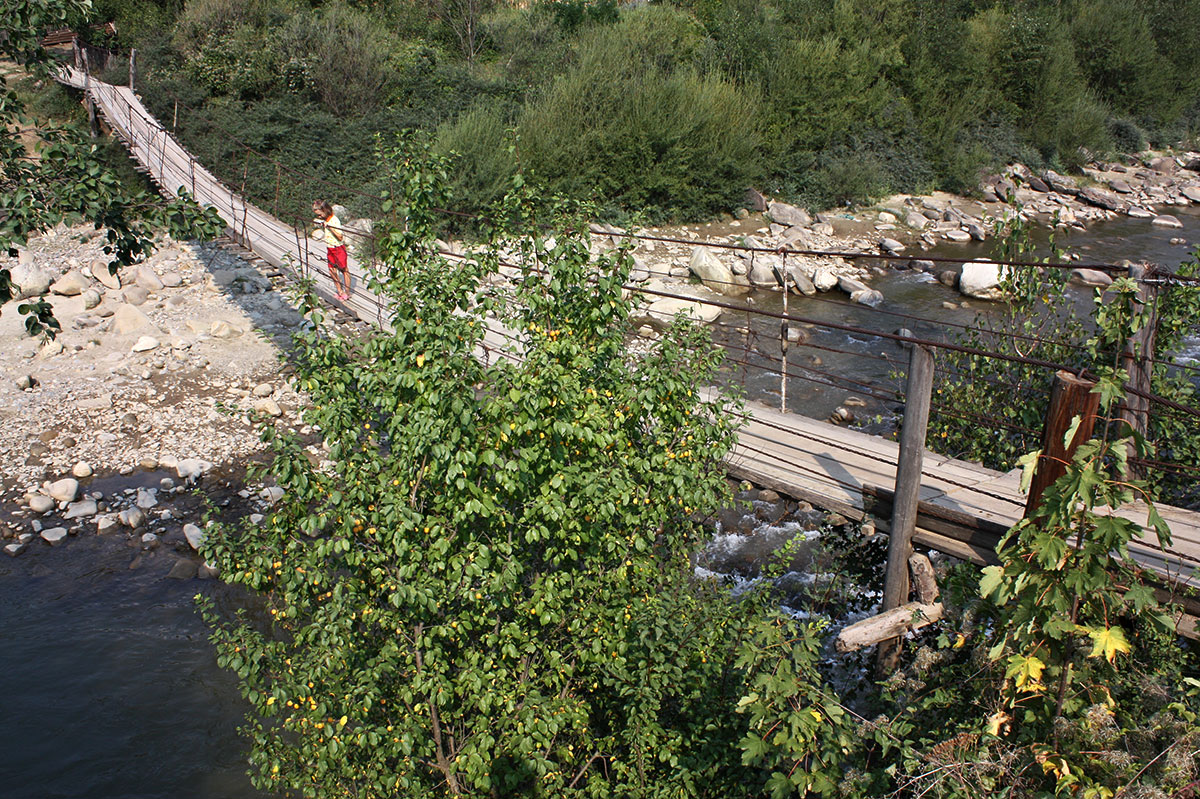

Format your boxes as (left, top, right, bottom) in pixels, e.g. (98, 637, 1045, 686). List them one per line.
(3, 209, 1196, 797)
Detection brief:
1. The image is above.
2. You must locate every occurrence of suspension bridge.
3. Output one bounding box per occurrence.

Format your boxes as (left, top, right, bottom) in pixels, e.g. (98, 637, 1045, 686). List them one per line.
(52, 61, 1200, 629)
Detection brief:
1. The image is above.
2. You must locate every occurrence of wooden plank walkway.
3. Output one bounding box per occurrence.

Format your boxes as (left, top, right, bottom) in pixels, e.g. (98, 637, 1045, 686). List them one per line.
(727, 396, 1200, 591)
(57, 67, 1200, 595)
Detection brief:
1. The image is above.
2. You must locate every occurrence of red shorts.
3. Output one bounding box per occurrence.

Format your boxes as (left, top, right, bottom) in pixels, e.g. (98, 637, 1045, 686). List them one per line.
(327, 245, 348, 272)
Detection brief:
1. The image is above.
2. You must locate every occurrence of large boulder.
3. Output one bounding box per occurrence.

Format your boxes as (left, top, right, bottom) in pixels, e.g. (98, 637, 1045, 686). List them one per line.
(959, 260, 1008, 301)
(10, 262, 53, 299)
(89, 261, 121, 290)
(1079, 187, 1122, 211)
(766, 201, 811, 228)
(812, 268, 838, 292)
(1042, 170, 1080, 195)
(637, 297, 723, 330)
(688, 247, 749, 296)
(1151, 215, 1183, 229)
(111, 303, 155, 335)
(1181, 185, 1200, 203)
(50, 270, 90, 297)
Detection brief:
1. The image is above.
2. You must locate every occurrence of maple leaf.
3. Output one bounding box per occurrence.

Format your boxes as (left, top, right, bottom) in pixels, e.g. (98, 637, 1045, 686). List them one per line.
(1005, 653, 1046, 693)
(1086, 626, 1131, 664)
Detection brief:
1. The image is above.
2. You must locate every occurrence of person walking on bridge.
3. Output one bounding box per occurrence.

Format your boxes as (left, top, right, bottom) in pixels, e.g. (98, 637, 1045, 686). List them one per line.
(312, 200, 351, 301)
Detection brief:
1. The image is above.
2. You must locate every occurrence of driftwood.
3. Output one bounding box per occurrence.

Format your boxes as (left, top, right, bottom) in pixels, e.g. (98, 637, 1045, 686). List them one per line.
(908, 553, 939, 604)
(836, 602, 944, 653)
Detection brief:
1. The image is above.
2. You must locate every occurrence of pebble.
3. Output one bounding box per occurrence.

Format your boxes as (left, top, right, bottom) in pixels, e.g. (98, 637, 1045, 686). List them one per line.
(95, 515, 119, 534)
(253, 383, 274, 397)
(4, 542, 27, 557)
(15, 374, 36, 390)
(72, 461, 93, 478)
(141, 532, 160, 548)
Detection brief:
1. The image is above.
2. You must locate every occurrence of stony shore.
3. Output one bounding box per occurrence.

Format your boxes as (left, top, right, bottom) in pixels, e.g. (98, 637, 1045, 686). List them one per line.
(614, 151, 1199, 326)
(0, 226, 364, 565)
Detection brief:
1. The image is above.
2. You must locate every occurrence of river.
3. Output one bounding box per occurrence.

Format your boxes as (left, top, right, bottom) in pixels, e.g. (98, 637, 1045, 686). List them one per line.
(2, 209, 1196, 798)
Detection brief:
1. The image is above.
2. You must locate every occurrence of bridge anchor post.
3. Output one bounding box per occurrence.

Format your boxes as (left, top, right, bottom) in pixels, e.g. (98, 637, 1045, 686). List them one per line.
(878, 342, 934, 673)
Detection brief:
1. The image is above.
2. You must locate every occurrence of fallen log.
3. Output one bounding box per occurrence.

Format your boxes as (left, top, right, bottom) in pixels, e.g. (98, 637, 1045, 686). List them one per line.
(835, 602, 944, 653)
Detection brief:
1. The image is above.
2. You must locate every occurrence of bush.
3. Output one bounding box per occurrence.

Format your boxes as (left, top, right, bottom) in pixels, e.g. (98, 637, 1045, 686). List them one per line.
(1107, 116, 1147, 154)
(435, 103, 517, 216)
(516, 6, 762, 221)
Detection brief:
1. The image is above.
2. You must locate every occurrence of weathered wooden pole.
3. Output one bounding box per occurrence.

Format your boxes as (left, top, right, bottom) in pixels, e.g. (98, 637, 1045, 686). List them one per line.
(72, 39, 82, 70)
(128, 48, 137, 90)
(1024, 371, 1100, 517)
(878, 343, 934, 671)
(1118, 263, 1159, 477)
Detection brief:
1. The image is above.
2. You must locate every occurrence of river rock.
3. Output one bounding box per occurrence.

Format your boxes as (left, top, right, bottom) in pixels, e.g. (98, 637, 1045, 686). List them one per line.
(905, 212, 927, 229)
(11, 262, 53, 299)
(135, 265, 164, 291)
(1126, 207, 1154, 219)
(879, 238, 905, 254)
(47, 477, 79, 503)
(136, 488, 158, 509)
(1079, 187, 1121, 211)
(959, 260, 1007, 301)
(838, 276, 870, 295)
(41, 527, 69, 546)
(967, 223, 987, 241)
(122, 285, 150, 306)
(641, 298, 722, 330)
(688, 248, 749, 296)
(788, 268, 817, 296)
(161, 272, 183, 288)
(80, 288, 102, 310)
(767, 201, 810, 228)
(812, 268, 838, 292)
(131, 335, 159, 353)
(183, 523, 206, 551)
(1043, 171, 1079, 195)
(167, 559, 199, 580)
(1151, 215, 1183, 229)
(1181, 186, 1200, 203)
(141, 532, 159, 548)
(89, 261, 121, 289)
(119, 507, 146, 528)
(112, 303, 155, 335)
(1109, 178, 1133, 194)
(209, 320, 243, 338)
(851, 289, 884, 307)
(50, 270, 89, 296)
(1070, 268, 1113, 287)
(72, 461, 93, 478)
(95, 514, 119, 534)
(176, 458, 215, 482)
(1148, 156, 1177, 174)
(252, 398, 283, 417)
(4, 543, 26, 557)
(253, 383, 274, 397)
(28, 494, 54, 513)
(1027, 175, 1051, 193)
(64, 499, 98, 519)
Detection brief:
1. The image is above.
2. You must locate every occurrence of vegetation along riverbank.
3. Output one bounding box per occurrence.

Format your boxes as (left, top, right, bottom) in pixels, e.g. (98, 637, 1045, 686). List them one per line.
(3, 2, 1199, 798)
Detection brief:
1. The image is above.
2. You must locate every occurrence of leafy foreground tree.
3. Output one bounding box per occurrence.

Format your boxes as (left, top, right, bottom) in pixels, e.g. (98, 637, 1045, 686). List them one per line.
(1, 0, 223, 336)
(198, 151, 853, 797)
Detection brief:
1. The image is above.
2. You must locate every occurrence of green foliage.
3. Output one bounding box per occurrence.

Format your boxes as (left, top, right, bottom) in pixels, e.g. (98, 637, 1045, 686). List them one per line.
(0, 0, 224, 338)
(517, 6, 761, 221)
(200, 137, 860, 797)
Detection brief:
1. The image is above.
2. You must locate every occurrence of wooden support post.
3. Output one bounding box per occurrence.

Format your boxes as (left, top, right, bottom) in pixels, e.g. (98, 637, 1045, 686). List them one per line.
(878, 344, 934, 671)
(1119, 263, 1159, 477)
(128, 48, 137, 90)
(82, 52, 99, 138)
(72, 39, 81, 70)
(773, 263, 790, 413)
(1024, 371, 1100, 517)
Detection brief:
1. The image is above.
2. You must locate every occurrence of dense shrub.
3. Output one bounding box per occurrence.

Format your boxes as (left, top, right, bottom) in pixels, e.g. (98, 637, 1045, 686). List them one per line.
(516, 6, 761, 221)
